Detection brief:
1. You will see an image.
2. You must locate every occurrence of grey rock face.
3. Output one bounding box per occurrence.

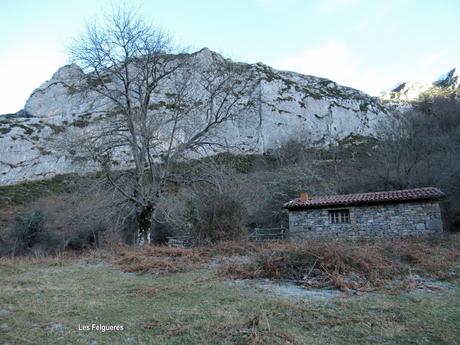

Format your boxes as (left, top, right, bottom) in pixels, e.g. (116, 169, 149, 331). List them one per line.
(0, 49, 387, 185)
(24, 64, 87, 119)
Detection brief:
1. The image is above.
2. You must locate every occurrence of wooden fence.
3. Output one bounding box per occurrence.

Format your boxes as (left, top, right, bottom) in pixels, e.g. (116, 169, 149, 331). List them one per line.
(167, 227, 288, 247)
(166, 236, 193, 248)
(249, 227, 287, 241)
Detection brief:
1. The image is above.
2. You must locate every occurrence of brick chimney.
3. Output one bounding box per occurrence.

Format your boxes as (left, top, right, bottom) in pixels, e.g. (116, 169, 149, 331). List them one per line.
(299, 192, 309, 202)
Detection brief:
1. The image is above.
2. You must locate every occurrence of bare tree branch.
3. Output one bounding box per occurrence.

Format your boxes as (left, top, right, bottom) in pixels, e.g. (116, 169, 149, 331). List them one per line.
(62, 7, 258, 245)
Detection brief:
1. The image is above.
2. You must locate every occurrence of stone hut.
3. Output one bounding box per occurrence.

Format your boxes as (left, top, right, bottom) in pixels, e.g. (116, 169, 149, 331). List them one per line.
(283, 187, 445, 240)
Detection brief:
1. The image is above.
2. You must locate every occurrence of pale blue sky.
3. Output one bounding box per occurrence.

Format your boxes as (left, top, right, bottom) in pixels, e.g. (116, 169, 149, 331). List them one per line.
(0, 0, 458, 114)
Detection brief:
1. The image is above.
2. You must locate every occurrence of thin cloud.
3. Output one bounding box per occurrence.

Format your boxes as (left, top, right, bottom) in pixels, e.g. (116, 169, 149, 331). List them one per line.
(276, 42, 393, 96)
(353, 72, 396, 96)
(277, 41, 357, 84)
(419, 51, 446, 68)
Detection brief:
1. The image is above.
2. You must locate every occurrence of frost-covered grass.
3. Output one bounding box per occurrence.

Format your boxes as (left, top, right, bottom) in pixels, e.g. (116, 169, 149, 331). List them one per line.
(0, 256, 459, 345)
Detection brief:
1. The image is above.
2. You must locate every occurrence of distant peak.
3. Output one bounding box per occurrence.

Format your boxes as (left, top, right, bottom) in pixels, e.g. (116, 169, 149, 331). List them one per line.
(193, 47, 216, 58)
(382, 67, 459, 102)
(433, 68, 458, 87)
(191, 47, 227, 64)
(390, 82, 407, 93)
(197, 47, 212, 53)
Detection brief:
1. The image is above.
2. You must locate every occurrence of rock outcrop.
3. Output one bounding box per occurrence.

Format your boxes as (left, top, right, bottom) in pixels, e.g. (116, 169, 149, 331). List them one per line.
(382, 68, 459, 102)
(1, 48, 388, 185)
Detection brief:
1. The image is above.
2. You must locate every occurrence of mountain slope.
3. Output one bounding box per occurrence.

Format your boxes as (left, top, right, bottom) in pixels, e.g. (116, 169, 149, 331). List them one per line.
(0, 48, 387, 185)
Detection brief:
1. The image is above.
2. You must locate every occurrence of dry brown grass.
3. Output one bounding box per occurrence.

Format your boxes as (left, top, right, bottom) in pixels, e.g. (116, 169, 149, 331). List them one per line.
(2, 250, 458, 344)
(220, 235, 460, 291)
(111, 243, 210, 273)
(6, 234, 458, 293)
(109, 235, 460, 292)
(110, 240, 266, 274)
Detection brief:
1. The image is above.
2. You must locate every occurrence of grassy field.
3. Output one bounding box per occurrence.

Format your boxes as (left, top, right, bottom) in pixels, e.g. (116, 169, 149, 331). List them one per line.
(0, 256, 459, 345)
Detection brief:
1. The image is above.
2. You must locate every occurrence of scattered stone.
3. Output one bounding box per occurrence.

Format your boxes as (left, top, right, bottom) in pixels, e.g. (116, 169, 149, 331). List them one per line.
(49, 322, 65, 333)
(26, 320, 38, 329)
(124, 336, 137, 344)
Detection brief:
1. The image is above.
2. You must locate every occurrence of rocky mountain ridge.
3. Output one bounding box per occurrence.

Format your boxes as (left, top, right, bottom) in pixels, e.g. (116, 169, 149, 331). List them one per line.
(1, 49, 452, 186)
(381, 68, 459, 102)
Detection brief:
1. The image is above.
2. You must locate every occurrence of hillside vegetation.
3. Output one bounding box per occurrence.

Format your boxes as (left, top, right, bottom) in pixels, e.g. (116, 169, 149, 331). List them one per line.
(1, 95, 460, 256)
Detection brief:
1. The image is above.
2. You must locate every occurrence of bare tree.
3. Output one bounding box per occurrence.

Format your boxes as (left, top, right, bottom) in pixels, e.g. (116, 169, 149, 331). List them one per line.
(67, 7, 257, 244)
(164, 162, 249, 244)
(348, 104, 456, 191)
(338, 96, 460, 230)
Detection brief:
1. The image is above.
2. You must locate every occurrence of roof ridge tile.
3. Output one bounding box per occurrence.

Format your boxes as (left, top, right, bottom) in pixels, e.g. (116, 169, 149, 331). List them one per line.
(284, 187, 445, 210)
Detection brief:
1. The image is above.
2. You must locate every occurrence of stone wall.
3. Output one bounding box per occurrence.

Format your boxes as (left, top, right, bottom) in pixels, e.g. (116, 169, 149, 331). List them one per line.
(288, 201, 443, 241)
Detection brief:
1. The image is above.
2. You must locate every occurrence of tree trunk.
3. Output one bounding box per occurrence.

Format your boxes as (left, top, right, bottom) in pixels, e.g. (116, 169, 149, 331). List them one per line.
(137, 204, 154, 246)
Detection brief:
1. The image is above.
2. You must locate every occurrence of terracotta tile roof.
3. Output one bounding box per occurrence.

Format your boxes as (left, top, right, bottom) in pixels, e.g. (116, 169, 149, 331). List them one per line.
(283, 187, 445, 210)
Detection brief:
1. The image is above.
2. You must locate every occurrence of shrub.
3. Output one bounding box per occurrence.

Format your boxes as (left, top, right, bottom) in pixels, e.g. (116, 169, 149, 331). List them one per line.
(64, 223, 105, 251)
(8, 210, 60, 255)
(2, 190, 116, 256)
(182, 189, 247, 243)
(220, 237, 460, 291)
(165, 167, 249, 244)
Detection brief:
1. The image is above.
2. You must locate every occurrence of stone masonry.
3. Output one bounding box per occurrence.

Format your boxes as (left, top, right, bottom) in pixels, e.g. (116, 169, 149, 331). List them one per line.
(288, 201, 443, 241)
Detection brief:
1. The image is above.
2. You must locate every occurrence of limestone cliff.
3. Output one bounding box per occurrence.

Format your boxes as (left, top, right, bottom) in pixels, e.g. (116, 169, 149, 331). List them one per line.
(0, 48, 387, 185)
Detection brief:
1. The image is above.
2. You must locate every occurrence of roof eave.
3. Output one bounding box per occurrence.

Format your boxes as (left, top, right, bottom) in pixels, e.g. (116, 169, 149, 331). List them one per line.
(284, 195, 445, 211)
